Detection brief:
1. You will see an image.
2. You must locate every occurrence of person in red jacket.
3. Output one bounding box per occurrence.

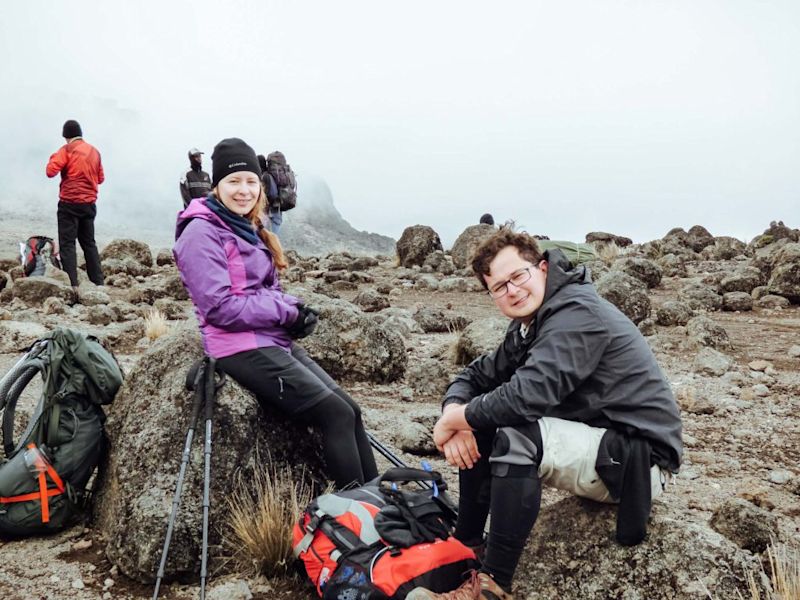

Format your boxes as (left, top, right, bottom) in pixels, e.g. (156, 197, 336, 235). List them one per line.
(46, 119, 105, 295)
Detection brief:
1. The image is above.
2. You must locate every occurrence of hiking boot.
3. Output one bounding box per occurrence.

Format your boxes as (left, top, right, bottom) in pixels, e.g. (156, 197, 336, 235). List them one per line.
(405, 571, 481, 600)
(69, 286, 81, 306)
(405, 571, 514, 600)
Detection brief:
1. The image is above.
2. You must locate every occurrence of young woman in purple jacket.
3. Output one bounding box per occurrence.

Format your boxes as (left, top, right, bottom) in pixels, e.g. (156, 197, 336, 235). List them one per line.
(173, 138, 377, 489)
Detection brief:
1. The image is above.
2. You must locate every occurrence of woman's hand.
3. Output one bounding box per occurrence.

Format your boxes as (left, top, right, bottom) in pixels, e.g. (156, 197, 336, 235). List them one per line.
(441, 430, 481, 469)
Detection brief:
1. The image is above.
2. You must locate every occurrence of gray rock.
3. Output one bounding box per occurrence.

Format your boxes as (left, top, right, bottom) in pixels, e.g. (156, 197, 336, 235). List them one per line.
(371, 308, 424, 338)
(450, 224, 496, 269)
(0, 321, 49, 353)
(757, 294, 790, 309)
(422, 250, 456, 275)
(709, 498, 778, 553)
(702, 236, 748, 261)
(80, 289, 112, 306)
(301, 298, 407, 382)
(789, 345, 800, 358)
(637, 318, 657, 336)
(691, 347, 733, 377)
(86, 305, 116, 326)
(153, 298, 188, 320)
(414, 274, 440, 291)
(405, 358, 452, 396)
(595, 271, 651, 324)
(11, 276, 74, 305)
(352, 289, 390, 313)
(396, 421, 437, 456)
(100, 238, 154, 267)
(768, 469, 792, 485)
(206, 580, 253, 600)
(516, 496, 761, 599)
(613, 257, 662, 288)
(284, 266, 306, 283)
(687, 316, 732, 350)
(585, 232, 633, 247)
(101, 257, 154, 278)
(719, 265, 763, 294)
(655, 300, 693, 326)
(155, 248, 175, 267)
(42, 297, 67, 315)
(438, 277, 471, 293)
(349, 256, 379, 271)
(657, 254, 688, 278)
(413, 308, 469, 333)
(766, 245, 800, 302)
(95, 325, 327, 583)
(686, 225, 715, 252)
(453, 318, 508, 365)
(678, 282, 722, 312)
(396, 225, 444, 268)
(722, 291, 753, 312)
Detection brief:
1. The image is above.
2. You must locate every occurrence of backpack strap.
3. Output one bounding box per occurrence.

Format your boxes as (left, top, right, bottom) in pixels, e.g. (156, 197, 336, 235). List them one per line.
(1, 359, 45, 457)
(0, 443, 66, 523)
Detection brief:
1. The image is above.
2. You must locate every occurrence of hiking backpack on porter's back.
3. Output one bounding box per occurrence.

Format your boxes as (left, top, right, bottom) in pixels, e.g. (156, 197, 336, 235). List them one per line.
(0, 328, 123, 536)
(266, 151, 298, 211)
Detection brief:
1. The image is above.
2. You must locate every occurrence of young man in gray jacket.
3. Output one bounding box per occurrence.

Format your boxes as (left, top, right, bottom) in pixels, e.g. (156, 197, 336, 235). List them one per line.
(408, 227, 682, 600)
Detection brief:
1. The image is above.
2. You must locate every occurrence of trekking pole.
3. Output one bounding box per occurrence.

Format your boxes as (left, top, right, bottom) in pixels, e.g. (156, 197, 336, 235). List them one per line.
(153, 359, 206, 600)
(199, 359, 225, 600)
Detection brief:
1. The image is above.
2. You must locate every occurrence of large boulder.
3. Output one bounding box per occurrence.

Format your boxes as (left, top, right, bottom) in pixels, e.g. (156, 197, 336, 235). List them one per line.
(719, 265, 764, 294)
(100, 238, 154, 267)
(612, 257, 662, 289)
(301, 298, 407, 382)
(453, 318, 508, 365)
(0, 321, 49, 353)
(765, 242, 800, 303)
(687, 315, 732, 350)
(11, 276, 74, 305)
(595, 271, 651, 324)
(95, 325, 327, 583)
(678, 282, 722, 312)
(701, 236, 747, 261)
(585, 232, 633, 247)
(655, 300, 693, 326)
(396, 226, 443, 268)
(686, 225, 715, 252)
(412, 307, 469, 333)
(514, 496, 761, 599)
(450, 224, 496, 269)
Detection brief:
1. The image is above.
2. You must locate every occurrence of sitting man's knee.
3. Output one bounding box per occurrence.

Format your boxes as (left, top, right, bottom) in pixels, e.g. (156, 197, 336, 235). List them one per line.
(489, 423, 543, 478)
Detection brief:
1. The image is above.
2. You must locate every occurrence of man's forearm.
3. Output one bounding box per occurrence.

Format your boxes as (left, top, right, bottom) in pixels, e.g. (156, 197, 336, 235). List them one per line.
(440, 404, 472, 431)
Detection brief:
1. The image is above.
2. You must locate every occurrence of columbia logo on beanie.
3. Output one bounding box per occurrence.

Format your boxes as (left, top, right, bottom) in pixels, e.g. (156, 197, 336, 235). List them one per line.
(211, 138, 261, 187)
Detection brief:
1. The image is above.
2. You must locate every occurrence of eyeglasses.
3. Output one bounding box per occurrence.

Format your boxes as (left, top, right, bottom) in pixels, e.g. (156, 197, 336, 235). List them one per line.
(487, 266, 535, 298)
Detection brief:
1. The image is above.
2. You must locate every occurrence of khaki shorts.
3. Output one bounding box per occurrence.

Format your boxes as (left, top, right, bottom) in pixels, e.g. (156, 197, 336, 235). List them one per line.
(537, 417, 667, 503)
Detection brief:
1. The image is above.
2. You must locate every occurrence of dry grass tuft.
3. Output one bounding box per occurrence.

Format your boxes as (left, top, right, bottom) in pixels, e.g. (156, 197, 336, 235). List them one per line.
(144, 309, 170, 341)
(742, 541, 800, 600)
(595, 241, 621, 265)
(224, 460, 316, 577)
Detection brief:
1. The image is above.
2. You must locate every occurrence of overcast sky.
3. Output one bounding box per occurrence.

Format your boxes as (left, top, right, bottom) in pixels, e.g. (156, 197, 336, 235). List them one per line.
(1, 1, 798, 247)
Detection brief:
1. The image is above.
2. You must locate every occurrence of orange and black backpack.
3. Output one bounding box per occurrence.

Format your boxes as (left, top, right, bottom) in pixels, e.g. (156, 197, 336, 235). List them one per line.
(293, 467, 478, 599)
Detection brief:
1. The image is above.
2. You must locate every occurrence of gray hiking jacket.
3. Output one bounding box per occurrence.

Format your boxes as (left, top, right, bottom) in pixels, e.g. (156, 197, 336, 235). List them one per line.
(443, 249, 682, 471)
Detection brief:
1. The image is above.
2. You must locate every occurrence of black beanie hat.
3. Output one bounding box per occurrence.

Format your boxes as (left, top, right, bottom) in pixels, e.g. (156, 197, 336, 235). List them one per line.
(211, 138, 261, 187)
(62, 120, 82, 139)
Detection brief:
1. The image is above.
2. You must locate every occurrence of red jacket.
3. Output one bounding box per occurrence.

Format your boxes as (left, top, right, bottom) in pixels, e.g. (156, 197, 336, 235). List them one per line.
(46, 138, 105, 203)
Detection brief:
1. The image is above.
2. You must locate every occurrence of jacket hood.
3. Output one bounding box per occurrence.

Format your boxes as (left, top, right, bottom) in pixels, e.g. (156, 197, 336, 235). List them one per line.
(175, 197, 223, 241)
(541, 248, 591, 305)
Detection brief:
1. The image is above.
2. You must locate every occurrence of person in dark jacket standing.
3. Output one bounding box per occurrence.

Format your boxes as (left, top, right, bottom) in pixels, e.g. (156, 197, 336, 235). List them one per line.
(179, 147, 213, 208)
(173, 138, 377, 490)
(46, 119, 105, 296)
(408, 226, 682, 600)
(257, 154, 281, 236)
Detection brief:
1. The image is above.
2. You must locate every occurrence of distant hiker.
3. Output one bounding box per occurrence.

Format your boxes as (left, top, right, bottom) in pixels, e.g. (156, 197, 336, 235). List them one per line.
(45, 119, 105, 297)
(263, 150, 298, 237)
(173, 138, 377, 490)
(479, 213, 495, 226)
(179, 147, 212, 209)
(257, 154, 281, 236)
(407, 225, 682, 600)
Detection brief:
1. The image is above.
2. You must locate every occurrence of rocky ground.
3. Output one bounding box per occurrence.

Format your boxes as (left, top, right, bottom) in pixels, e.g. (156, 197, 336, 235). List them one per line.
(0, 218, 799, 599)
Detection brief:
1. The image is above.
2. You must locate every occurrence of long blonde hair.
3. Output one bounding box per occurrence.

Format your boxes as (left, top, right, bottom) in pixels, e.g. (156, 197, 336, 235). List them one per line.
(211, 184, 288, 271)
(249, 186, 288, 271)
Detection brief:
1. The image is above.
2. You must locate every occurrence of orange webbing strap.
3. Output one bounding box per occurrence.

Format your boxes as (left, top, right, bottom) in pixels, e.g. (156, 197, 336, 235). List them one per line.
(0, 444, 66, 523)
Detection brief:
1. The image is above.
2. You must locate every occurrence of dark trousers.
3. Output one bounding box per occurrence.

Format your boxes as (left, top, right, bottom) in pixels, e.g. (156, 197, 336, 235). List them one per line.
(57, 201, 104, 286)
(218, 345, 378, 489)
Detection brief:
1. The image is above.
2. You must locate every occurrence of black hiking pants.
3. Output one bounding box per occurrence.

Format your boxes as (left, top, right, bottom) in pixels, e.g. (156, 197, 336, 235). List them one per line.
(57, 201, 104, 287)
(218, 344, 378, 489)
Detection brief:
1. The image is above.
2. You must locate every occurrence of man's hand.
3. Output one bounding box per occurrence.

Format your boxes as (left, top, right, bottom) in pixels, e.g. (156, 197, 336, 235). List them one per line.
(441, 430, 481, 469)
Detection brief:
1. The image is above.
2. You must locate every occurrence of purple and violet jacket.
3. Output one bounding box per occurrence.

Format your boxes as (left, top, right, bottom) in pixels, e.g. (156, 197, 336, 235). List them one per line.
(173, 199, 301, 358)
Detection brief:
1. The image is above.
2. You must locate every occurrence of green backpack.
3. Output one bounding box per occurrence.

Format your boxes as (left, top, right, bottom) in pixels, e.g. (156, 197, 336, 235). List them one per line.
(538, 240, 598, 266)
(0, 328, 123, 536)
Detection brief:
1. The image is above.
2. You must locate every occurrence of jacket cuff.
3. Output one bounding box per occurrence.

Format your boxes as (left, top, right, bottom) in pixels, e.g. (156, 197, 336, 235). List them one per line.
(464, 395, 489, 429)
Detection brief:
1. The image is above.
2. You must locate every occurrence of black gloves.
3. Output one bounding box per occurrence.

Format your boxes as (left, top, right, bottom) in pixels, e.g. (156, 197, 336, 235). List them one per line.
(288, 304, 319, 339)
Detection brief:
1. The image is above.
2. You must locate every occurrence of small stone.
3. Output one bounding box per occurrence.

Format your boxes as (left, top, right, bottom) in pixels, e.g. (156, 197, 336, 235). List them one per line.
(103, 578, 115, 589)
(768, 470, 792, 485)
(789, 345, 800, 358)
(110, 565, 119, 576)
(103, 593, 112, 600)
(683, 434, 698, 447)
(73, 539, 93, 551)
(747, 360, 771, 372)
(71, 579, 85, 589)
(752, 384, 770, 397)
(49, 575, 60, 583)
(400, 387, 414, 402)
